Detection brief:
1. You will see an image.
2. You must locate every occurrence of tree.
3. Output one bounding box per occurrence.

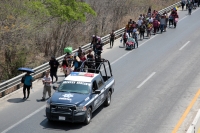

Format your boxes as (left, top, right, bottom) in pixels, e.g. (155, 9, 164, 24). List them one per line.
(28, 0, 96, 22)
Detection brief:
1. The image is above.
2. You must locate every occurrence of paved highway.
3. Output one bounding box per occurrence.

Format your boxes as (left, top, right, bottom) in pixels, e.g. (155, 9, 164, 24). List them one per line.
(1, 7, 200, 133)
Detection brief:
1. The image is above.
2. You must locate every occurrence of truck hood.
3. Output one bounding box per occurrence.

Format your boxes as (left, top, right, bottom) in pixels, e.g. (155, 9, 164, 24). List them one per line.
(50, 92, 90, 105)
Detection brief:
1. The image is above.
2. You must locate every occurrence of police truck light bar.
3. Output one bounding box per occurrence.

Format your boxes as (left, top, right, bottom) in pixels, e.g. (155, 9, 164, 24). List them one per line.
(70, 72, 94, 77)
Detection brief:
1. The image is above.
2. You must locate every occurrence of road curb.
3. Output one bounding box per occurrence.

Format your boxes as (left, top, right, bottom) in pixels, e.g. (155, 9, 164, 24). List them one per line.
(187, 109, 200, 133)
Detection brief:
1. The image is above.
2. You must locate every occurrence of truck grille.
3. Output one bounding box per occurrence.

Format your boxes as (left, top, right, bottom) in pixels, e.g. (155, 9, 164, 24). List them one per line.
(51, 104, 76, 113)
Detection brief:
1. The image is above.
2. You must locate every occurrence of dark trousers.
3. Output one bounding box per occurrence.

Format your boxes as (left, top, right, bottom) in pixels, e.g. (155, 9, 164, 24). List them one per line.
(160, 24, 164, 33)
(123, 38, 127, 46)
(128, 30, 131, 37)
(50, 71, 58, 82)
(169, 19, 174, 27)
(110, 39, 114, 47)
(140, 31, 145, 39)
(23, 85, 31, 98)
(181, 3, 185, 10)
(153, 27, 158, 34)
(174, 19, 177, 28)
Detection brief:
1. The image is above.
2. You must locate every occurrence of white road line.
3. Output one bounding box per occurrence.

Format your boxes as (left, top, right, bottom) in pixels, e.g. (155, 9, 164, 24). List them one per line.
(137, 72, 156, 89)
(1, 105, 45, 133)
(178, 8, 200, 22)
(179, 41, 190, 50)
(179, 16, 187, 22)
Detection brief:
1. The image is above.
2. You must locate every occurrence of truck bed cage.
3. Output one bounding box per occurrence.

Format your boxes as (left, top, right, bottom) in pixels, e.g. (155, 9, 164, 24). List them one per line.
(77, 58, 113, 78)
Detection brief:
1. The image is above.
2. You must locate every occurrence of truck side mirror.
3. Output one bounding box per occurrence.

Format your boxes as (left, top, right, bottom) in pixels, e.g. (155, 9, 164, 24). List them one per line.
(94, 90, 101, 94)
(53, 85, 58, 90)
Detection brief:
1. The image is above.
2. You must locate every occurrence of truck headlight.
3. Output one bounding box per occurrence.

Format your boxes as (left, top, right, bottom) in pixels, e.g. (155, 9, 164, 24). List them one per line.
(46, 102, 50, 109)
(76, 106, 87, 112)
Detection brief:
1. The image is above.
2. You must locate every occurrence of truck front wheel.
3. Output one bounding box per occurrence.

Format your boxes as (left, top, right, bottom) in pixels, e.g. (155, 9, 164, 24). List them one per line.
(84, 107, 92, 125)
(104, 91, 111, 106)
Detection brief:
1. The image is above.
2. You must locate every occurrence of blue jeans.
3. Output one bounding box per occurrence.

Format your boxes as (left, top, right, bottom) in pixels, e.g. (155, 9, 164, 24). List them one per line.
(160, 24, 164, 32)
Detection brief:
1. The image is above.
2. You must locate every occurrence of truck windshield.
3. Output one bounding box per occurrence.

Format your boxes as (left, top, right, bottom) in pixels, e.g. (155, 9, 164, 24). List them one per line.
(58, 81, 91, 94)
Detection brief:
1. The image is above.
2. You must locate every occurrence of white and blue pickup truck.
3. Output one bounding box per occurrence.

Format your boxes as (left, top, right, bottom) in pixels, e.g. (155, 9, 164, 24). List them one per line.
(46, 59, 115, 124)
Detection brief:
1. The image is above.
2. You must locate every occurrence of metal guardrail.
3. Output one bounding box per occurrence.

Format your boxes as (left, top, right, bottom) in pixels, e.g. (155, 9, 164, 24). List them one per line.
(0, 1, 181, 96)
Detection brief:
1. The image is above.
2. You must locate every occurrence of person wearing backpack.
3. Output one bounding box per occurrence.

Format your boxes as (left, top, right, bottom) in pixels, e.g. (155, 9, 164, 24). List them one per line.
(22, 72, 33, 99)
(139, 23, 146, 40)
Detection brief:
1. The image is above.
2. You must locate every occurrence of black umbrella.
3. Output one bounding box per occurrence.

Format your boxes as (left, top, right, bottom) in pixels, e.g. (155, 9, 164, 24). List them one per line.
(18, 67, 35, 73)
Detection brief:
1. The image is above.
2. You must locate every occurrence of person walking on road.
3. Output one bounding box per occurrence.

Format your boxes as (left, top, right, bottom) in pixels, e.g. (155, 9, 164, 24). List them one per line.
(153, 18, 159, 35)
(160, 15, 166, 33)
(181, 0, 186, 10)
(132, 29, 138, 48)
(121, 30, 129, 47)
(188, 2, 193, 15)
(139, 23, 146, 40)
(109, 30, 115, 48)
(49, 57, 59, 83)
(22, 72, 33, 99)
(41, 72, 52, 101)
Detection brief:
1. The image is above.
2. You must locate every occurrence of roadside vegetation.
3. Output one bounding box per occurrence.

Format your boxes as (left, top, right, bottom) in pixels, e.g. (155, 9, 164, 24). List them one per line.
(0, 0, 179, 82)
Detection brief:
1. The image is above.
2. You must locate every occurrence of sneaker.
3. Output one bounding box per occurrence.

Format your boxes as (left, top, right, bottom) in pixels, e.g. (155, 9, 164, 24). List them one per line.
(41, 98, 45, 101)
(23, 97, 26, 100)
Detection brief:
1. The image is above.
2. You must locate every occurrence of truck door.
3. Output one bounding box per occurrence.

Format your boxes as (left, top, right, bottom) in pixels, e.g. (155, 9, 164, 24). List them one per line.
(92, 80, 100, 110)
(96, 76, 106, 104)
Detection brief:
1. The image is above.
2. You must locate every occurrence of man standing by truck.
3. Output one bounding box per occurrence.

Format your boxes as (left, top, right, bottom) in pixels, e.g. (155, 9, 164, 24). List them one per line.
(41, 71, 52, 101)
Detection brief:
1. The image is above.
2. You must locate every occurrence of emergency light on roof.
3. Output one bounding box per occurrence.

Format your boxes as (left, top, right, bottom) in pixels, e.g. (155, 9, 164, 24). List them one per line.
(70, 72, 94, 77)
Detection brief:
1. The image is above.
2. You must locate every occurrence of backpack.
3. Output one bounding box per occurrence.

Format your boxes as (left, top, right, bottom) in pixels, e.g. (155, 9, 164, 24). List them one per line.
(140, 25, 145, 31)
(132, 32, 137, 39)
(21, 75, 26, 83)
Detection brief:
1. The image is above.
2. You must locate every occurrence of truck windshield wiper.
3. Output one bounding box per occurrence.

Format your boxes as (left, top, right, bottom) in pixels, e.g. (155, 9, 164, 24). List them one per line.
(58, 90, 67, 92)
(70, 91, 82, 94)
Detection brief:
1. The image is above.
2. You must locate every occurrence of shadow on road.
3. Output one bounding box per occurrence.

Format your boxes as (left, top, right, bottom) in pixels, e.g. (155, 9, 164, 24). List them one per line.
(40, 104, 105, 131)
(7, 98, 26, 103)
(40, 119, 84, 131)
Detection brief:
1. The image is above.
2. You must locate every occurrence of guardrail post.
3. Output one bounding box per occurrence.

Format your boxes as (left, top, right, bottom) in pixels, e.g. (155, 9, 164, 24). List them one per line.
(2, 91, 5, 97)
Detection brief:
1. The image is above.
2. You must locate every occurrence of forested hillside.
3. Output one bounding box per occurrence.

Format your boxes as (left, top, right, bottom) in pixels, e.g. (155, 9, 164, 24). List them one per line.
(0, 0, 179, 82)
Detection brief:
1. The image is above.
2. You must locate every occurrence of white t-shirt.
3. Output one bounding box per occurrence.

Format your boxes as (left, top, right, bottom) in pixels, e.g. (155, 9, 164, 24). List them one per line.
(149, 17, 153, 23)
(42, 76, 52, 86)
(121, 32, 129, 39)
(66, 67, 73, 75)
(137, 20, 143, 26)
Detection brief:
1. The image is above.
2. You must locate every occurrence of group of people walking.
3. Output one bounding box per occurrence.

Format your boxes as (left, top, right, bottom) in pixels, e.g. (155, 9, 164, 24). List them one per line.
(21, 2, 198, 101)
(122, 7, 180, 47)
(181, 0, 200, 14)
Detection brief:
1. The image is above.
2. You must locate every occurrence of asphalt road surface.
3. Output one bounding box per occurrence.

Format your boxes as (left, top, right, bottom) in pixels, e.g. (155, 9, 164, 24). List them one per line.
(1, 7, 200, 133)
